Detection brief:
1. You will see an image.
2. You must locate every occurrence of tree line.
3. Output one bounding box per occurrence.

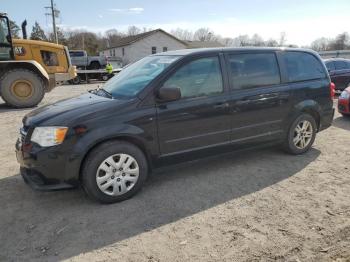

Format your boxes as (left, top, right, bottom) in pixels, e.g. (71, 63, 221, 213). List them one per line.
(9, 20, 350, 55)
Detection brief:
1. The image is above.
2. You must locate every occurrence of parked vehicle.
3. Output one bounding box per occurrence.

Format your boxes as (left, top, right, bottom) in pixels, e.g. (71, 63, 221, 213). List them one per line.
(338, 87, 350, 116)
(0, 13, 76, 108)
(324, 58, 350, 91)
(16, 48, 334, 203)
(69, 50, 107, 69)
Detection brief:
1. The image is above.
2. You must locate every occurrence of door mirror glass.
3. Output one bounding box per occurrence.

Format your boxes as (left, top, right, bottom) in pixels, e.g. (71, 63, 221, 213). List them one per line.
(157, 86, 181, 102)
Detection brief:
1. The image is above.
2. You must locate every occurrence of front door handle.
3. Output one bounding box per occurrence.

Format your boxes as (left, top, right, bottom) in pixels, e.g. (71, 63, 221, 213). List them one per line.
(213, 102, 229, 109)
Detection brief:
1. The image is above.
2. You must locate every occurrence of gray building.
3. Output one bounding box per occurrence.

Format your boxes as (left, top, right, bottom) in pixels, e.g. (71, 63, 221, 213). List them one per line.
(100, 29, 187, 65)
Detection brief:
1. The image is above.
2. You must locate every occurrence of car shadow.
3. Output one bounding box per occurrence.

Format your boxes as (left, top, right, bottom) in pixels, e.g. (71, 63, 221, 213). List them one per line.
(332, 116, 350, 131)
(0, 147, 320, 261)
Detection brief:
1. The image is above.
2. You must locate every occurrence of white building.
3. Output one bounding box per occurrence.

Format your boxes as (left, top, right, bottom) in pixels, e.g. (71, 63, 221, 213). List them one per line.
(100, 29, 187, 65)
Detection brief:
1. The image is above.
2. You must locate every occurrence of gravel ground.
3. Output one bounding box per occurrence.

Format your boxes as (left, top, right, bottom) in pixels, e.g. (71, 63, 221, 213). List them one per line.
(0, 83, 349, 262)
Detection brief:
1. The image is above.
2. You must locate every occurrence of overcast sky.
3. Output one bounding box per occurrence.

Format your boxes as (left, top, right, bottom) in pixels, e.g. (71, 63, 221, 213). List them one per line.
(3, 0, 349, 46)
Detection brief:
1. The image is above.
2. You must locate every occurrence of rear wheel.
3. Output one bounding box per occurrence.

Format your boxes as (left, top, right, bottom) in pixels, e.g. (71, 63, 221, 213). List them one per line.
(283, 114, 317, 155)
(89, 61, 101, 70)
(81, 141, 148, 204)
(0, 69, 45, 108)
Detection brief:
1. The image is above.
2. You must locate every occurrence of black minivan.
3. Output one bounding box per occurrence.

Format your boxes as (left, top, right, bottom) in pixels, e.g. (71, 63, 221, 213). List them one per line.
(16, 48, 334, 203)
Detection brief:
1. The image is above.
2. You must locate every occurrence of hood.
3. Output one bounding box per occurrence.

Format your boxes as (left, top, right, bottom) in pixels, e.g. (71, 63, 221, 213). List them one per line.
(23, 93, 131, 127)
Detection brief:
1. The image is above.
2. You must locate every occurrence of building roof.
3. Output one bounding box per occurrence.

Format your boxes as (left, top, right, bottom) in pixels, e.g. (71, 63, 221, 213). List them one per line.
(104, 29, 187, 50)
(185, 40, 225, 49)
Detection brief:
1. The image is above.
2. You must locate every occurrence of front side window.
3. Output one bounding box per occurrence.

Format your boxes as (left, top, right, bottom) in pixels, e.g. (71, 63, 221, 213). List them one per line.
(282, 52, 326, 82)
(228, 53, 280, 89)
(41, 50, 59, 66)
(163, 57, 223, 99)
(103, 55, 180, 98)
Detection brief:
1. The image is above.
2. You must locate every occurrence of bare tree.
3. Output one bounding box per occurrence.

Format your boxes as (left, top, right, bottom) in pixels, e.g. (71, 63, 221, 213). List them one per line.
(311, 37, 330, 51)
(171, 28, 194, 41)
(265, 38, 279, 47)
(194, 28, 215, 41)
(232, 35, 250, 46)
(251, 34, 265, 46)
(330, 32, 349, 50)
(127, 26, 141, 36)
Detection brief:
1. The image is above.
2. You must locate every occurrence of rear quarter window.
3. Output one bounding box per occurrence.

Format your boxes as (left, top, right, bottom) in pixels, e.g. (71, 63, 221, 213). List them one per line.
(282, 52, 326, 82)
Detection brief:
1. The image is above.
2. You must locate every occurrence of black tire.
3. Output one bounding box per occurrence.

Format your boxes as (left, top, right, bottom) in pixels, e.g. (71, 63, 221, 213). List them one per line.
(71, 75, 81, 85)
(0, 69, 45, 108)
(88, 61, 101, 70)
(341, 113, 350, 118)
(81, 141, 148, 204)
(282, 114, 317, 155)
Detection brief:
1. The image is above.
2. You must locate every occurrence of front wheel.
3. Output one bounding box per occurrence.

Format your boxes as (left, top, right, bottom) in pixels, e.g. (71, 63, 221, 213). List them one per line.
(0, 69, 45, 108)
(283, 114, 317, 155)
(81, 141, 148, 204)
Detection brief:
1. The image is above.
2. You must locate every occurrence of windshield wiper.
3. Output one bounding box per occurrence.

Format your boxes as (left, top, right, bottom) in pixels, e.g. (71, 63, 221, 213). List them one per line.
(88, 88, 113, 99)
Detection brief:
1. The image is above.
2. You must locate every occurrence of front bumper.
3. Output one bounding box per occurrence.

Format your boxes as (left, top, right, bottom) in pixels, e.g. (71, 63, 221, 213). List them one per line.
(16, 138, 78, 191)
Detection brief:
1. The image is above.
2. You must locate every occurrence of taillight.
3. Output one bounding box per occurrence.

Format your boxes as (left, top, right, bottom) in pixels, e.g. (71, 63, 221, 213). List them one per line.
(330, 82, 335, 99)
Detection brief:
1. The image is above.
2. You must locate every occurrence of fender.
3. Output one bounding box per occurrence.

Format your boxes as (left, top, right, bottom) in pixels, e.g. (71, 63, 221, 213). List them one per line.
(286, 99, 322, 130)
(63, 123, 157, 182)
(0, 60, 49, 80)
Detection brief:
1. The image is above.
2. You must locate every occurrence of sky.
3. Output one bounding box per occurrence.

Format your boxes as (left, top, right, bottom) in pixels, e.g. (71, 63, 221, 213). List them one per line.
(2, 0, 350, 46)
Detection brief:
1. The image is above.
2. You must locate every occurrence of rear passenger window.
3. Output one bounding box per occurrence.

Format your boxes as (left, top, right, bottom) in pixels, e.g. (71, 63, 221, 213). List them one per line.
(282, 52, 326, 82)
(228, 53, 280, 89)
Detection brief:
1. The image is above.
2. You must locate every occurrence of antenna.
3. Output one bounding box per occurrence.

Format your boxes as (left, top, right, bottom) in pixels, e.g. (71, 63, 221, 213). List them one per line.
(45, 0, 60, 43)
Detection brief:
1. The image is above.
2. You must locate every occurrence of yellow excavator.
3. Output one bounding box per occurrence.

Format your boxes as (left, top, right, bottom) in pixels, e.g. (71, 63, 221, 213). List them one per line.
(0, 13, 76, 108)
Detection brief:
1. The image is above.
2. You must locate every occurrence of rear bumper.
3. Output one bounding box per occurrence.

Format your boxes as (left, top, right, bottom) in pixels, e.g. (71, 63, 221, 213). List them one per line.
(319, 108, 335, 131)
(338, 98, 350, 115)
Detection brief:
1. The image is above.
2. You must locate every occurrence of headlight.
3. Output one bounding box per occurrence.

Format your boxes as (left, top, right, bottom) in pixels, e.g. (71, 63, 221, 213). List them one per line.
(340, 91, 350, 99)
(31, 127, 68, 147)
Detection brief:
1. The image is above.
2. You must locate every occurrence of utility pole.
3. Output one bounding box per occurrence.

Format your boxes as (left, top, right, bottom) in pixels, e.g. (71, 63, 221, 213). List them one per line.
(45, 0, 59, 43)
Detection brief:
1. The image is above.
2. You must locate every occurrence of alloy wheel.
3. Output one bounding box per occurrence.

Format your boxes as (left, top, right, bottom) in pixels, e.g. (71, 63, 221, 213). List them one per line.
(293, 120, 313, 149)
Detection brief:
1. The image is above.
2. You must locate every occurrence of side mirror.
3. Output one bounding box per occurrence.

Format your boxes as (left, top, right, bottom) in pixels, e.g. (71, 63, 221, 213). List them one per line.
(157, 86, 181, 102)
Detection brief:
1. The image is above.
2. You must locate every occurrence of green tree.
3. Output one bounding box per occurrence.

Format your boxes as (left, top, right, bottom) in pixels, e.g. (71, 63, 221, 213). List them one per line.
(30, 22, 47, 41)
(9, 20, 20, 38)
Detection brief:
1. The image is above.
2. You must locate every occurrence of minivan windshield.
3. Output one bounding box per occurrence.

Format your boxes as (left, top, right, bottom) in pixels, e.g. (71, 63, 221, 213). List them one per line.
(103, 55, 181, 99)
